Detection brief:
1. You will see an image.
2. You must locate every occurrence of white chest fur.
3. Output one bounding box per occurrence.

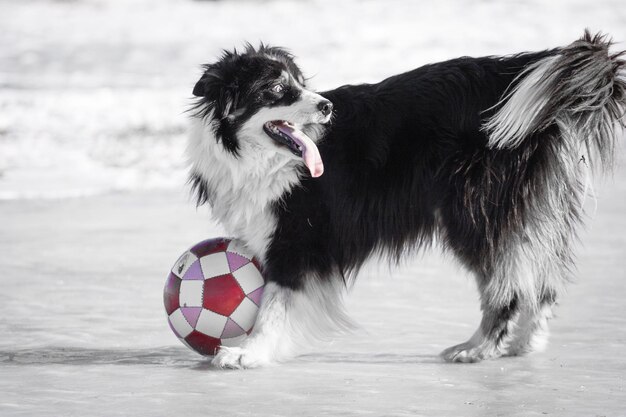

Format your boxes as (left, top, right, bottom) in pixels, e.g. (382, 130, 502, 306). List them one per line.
(186, 118, 302, 262)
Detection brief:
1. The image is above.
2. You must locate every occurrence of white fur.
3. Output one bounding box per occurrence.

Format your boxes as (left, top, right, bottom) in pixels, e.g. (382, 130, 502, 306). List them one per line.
(187, 117, 301, 261)
(484, 55, 560, 149)
(279, 68, 306, 89)
(440, 327, 510, 363)
(187, 83, 329, 261)
(212, 279, 354, 369)
(506, 304, 553, 355)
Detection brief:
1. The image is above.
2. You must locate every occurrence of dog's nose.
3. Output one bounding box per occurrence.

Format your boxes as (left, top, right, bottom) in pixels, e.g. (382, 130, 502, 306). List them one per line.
(317, 100, 333, 116)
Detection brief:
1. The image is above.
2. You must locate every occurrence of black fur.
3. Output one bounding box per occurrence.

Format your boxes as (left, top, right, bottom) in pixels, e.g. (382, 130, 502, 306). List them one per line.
(188, 172, 211, 207)
(264, 51, 561, 288)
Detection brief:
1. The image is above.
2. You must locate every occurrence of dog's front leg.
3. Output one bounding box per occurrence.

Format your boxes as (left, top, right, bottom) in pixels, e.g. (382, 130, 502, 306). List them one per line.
(212, 278, 351, 369)
(212, 282, 292, 369)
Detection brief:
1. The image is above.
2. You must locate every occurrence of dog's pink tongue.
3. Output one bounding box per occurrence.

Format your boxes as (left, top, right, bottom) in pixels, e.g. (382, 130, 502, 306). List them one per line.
(277, 124, 324, 178)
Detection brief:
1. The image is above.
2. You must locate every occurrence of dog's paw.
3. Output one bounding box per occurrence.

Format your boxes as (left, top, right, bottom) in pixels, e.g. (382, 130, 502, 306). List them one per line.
(211, 346, 269, 369)
(440, 341, 500, 363)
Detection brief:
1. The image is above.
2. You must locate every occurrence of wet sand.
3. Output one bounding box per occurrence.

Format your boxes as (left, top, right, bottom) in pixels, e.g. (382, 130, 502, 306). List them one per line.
(1, 159, 625, 416)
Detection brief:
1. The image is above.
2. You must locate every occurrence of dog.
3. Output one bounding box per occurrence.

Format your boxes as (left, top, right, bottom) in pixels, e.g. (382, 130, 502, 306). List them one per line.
(187, 31, 625, 368)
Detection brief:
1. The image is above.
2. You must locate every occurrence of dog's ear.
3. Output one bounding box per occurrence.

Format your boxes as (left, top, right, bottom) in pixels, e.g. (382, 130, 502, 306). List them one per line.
(192, 70, 223, 99)
(193, 69, 239, 120)
(192, 76, 208, 97)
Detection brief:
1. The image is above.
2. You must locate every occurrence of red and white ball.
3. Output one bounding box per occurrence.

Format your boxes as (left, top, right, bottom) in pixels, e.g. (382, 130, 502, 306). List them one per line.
(164, 238, 265, 356)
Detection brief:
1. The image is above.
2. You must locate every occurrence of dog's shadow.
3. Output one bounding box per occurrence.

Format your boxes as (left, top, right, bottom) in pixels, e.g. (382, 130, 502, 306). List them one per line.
(0, 346, 218, 370)
(299, 352, 441, 365)
(1, 347, 442, 370)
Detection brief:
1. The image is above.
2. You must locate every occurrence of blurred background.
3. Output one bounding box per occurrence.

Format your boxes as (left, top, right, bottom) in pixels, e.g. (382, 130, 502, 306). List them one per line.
(2, 2, 626, 415)
(1, 0, 625, 200)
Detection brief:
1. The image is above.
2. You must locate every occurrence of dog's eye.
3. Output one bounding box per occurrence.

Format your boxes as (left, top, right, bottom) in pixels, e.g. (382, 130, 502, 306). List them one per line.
(272, 84, 284, 94)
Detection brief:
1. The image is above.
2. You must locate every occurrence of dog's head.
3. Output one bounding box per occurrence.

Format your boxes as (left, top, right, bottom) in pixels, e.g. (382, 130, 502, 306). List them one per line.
(191, 44, 332, 178)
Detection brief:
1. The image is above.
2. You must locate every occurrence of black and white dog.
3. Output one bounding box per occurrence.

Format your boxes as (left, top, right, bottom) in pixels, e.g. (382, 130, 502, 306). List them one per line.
(187, 32, 625, 368)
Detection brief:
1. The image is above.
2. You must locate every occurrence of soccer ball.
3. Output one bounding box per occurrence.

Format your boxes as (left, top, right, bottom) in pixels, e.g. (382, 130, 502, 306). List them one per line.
(164, 238, 265, 356)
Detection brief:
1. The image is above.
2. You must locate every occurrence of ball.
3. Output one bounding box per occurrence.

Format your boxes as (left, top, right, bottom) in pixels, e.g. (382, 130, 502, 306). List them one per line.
(164, 238, 265, 356)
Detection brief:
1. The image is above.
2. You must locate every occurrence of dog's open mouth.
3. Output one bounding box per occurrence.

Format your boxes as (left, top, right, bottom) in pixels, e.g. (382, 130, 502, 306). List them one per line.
(263, 121, 324, 178)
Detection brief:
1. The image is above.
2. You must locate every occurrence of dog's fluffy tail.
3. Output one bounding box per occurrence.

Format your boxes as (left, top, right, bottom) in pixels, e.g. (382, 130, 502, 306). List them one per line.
(484, 30, 626, 170)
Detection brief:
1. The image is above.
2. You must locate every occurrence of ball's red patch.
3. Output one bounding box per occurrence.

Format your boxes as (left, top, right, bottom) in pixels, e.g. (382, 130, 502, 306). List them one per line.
(190, 238, 230, 259)
(163, 272, 181, 315)
(184, 330, 221, 356)
(203, 274, 245, 316)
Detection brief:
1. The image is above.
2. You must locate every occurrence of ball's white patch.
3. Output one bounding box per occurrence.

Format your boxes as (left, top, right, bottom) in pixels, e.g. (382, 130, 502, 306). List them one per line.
(178, 280, 204, 308)
(171, 251, 198, 278)
(168, 309, 194, 338)
(226, 239, 253, 259)
(199, 252, 231, 279)
(228, 297, 259, 332)
(195, 309, 228, 338)
(232, 263, 265, 294)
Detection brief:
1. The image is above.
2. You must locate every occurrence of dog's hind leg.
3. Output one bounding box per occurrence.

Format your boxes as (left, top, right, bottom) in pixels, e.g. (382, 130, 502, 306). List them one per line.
(440, 268, 522, 363)
(440, 230, 547, 362)
(441, 297, 520, 363)
(441, 286, 557, 362)
(440, 225, 568, 363)
(504, 289, 557, 356)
